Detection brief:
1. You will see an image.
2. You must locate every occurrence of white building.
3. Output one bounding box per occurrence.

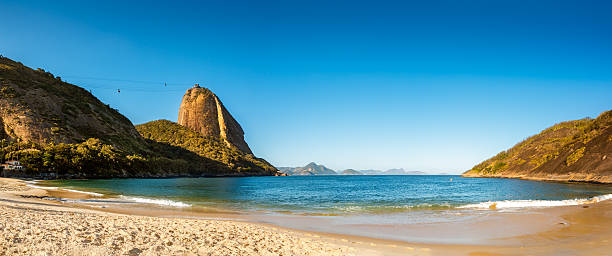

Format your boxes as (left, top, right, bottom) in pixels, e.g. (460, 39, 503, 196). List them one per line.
(2, 160, 24, 170)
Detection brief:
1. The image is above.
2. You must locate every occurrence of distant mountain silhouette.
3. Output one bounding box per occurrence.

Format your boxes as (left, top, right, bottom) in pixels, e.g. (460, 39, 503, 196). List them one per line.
(338, 169, 363, 175)
(278, 162, 337, 175)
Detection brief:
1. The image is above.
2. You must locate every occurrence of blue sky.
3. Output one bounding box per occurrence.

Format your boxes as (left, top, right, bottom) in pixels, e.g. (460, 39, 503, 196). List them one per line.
(1, 0, 611, 172)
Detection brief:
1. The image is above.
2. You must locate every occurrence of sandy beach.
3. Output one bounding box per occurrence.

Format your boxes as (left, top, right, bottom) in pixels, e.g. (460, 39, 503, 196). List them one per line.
(2, 178, 612, 255)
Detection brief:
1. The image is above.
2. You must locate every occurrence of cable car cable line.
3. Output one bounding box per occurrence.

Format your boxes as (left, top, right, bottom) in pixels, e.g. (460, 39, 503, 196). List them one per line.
(62, 75, 200, 87)
(60, 76, 207, 95)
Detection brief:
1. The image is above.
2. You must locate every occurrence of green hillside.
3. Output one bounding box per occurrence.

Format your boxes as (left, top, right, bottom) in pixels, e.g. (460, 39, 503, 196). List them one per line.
(0, 56, 278, 178)
(136, 120, 278, 175)
(0, 56, 146, 152)
(464, 110, 612, 183)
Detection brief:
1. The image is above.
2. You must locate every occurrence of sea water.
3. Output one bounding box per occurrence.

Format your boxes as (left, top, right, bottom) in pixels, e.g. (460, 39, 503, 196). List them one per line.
(41, 175, 612, 213)
(38, 175, 612, 243)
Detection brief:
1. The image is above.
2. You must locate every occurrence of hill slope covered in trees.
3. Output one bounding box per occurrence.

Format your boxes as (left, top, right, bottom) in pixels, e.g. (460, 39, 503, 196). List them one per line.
(0, 56, 279, 178)
(136, 120, 278, 176)
(463, 110, 612, 183)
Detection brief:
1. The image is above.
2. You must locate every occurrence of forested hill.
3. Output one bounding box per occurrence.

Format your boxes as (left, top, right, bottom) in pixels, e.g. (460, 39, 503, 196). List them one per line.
(0, 56, 279, 178)
(0, 56, 145, 152)
(463, 110, 612, 183)
(136, 120, 278, 176)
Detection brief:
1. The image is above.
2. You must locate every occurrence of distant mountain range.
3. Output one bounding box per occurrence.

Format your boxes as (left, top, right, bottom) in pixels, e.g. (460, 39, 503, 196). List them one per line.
(338, 169, 363, 175)
(278, 163, 441, 176)
(357, 168, 429, 175)
(277, 162, 337, 175)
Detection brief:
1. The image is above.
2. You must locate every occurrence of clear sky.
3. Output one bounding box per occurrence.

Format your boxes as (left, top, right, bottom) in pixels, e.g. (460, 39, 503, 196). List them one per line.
(1, 0, 611, 173)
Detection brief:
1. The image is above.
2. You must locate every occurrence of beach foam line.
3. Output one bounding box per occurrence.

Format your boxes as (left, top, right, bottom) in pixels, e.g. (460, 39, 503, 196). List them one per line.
(24, 181, 104, 196)
(330, 203, 454, 213)
(63, 189, 104, 197)
(25, 183, 59, 190)
(119, 195, 191, 207)
(458, 193, 612, 209)
(24, 181, 58, 190)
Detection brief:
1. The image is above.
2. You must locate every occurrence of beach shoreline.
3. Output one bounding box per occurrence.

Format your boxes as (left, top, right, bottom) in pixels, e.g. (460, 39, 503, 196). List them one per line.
(2, 177, 612, 255)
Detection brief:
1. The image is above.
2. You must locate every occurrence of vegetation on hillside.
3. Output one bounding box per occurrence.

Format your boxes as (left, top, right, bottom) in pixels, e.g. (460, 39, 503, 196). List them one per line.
(0, 56, 146, 152)
(0, 137, 269, 177)
(465, 110, 612, 180)
(136, 120, 278, 175)
(1, 138, 135, 177)
(0, 56, 278, 178)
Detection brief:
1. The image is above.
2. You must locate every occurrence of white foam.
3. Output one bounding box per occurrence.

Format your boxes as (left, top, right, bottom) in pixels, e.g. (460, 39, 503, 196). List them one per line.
(593, 193, 612, 201)
(24, 181, 57, 190)
(458, 193, 612, 209)
(119, 196, 191, 208)
(26, 184, 59, 190)
(63, 189, 104, 197)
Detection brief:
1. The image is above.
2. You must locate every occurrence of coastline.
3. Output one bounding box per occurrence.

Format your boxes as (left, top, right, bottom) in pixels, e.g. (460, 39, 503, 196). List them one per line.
(2, 178, 612, 255)
(461, 172, 612, 184)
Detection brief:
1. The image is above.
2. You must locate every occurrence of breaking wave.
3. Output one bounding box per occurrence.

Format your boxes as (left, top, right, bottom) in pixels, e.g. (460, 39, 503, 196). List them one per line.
(25, 181, 102, 196)
(458, 194, 612, 209)
(64, 189, 104, 197)
(25, 181, 59, 190)
(119, 195, 192, 208)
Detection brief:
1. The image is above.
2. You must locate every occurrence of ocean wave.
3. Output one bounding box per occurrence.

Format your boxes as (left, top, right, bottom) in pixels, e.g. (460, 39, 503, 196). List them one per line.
(458, 193, 612, 209)
(331, 203, 454, 213)
(119, 196, 191, 208)
(26, 184, 59, 190)
(64, 189, 104, 197)
(24, 180, 58, 190)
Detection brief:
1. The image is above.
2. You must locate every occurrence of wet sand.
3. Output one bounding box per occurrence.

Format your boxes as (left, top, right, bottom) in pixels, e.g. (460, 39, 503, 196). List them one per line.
(1, 177, 612, 255)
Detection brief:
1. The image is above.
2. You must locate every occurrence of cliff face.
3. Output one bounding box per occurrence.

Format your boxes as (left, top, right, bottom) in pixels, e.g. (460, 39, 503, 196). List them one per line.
(177, 87, 253, 154)
(463, 110, 612, 183)
(0, 57, 146, 151)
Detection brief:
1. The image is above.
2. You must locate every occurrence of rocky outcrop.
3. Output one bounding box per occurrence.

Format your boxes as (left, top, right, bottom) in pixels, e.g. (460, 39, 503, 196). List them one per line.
(177, 86, 253, 154)
(463, 110, 612, 183)
(0, 57, 146, 151)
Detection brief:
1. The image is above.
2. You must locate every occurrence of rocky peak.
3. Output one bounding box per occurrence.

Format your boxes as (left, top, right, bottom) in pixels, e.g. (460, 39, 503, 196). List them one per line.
(305, 162, 318, 168)
(177, 86, 253, 154)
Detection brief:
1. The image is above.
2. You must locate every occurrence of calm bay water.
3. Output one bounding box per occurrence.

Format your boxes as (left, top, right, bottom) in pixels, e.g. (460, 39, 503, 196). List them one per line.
(42, 175, 612, 214)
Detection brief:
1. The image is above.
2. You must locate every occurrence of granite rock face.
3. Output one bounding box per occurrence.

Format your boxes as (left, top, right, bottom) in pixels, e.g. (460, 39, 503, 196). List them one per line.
(177, 86, 253, 154)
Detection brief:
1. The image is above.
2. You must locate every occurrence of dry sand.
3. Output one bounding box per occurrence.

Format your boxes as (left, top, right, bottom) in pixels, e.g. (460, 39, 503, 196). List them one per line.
(1, 177, 612, 256)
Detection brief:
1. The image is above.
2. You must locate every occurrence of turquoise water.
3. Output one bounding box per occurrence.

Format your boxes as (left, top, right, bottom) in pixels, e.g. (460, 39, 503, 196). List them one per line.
(42, 175, 612, 214)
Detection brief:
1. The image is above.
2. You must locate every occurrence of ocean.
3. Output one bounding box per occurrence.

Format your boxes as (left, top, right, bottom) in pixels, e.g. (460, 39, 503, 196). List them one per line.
(36, 175, 612, 243)
(39, 175, 612, 213)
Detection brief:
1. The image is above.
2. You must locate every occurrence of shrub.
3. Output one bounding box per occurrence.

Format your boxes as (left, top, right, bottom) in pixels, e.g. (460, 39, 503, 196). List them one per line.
(566, 147, 586, 166)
